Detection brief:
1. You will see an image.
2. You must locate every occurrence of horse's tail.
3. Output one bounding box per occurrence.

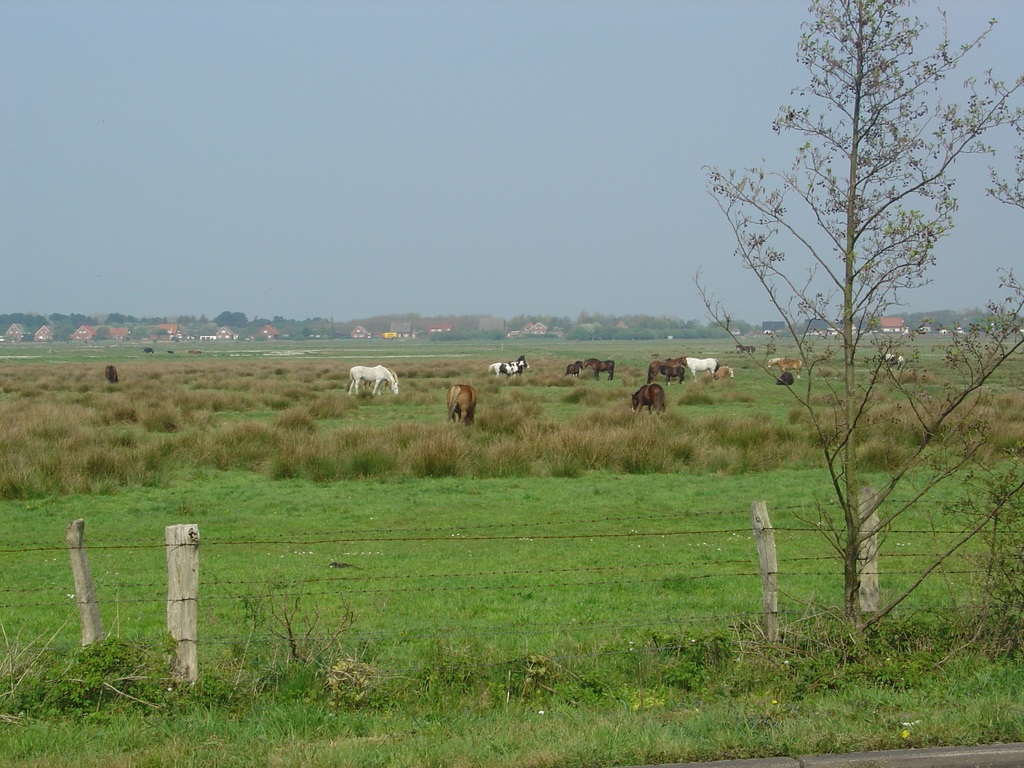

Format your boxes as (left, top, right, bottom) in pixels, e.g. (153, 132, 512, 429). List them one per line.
(447, 386, 461, 421)
(646, 365, 654, 384)
(654, 386, 665, 412)
(713, 359, 721, 373)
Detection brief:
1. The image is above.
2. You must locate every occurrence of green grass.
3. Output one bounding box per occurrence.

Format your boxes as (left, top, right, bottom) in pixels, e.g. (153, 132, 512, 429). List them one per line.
(2, 337, 1023, 766)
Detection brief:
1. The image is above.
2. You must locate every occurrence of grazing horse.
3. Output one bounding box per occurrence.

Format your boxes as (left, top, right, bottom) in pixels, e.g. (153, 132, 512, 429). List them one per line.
(447, 384, 477, 425)
(768, 357, 802, 379)
(647, 356, 687, 384)
(564, 361, 583, 377)
(736, 344, 756, 353)
(631, 383, 666, 413)
(188, 349, 202, 355)
(489, 354, 529, 377)
(582, 358, 615, 380)
(714, 366, 734, 379)
(776, 371, 795, 386)
(347, 365, 399, 395)
(884, 353, 905, 369)
(686, 357, 720, 379)
(104, 365, 119, 384)
(142, 347, 154, 354)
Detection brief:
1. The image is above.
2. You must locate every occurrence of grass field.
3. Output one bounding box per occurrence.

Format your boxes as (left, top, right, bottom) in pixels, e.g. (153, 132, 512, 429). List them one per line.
(2, 336, 1023, 767)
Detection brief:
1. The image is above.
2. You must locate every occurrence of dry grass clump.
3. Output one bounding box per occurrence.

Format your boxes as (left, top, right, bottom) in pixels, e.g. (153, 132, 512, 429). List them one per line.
(403, 429, 472, 477)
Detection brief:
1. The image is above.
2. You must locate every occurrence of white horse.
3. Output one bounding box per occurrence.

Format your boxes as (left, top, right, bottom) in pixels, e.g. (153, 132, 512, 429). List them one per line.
(686, 357, 720, 379)
(347, 365, 399, 395)
(884, 353, 905, 369)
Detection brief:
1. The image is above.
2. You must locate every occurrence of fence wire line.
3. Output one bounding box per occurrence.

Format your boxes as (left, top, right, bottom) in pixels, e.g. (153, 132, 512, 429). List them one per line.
(1, 568, 991, 612)
(1, 545, 997, 598)
(0, 525, 992, 555)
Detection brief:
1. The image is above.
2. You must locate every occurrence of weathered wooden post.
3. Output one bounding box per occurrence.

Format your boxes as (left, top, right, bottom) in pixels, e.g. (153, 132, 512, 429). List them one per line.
(750, 500, 778, 642)
(859, 486, 880, 614)
(65, 519, 104, 646)
(165, 523, 200, 682)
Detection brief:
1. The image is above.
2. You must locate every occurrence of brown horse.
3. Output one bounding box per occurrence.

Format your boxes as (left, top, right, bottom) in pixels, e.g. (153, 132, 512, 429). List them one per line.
(647, 356, 687, 384)
(446, 384, 477, 425)
(564, 361, 583, 377)
(104, 365, 119, 384)
(631, 383, 665, 413)
(768, 357, 802, 379)
(582, 358, 615, 380)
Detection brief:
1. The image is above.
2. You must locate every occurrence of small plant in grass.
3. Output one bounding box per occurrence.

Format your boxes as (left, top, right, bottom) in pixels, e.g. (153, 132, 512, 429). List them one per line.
(326, 656, 382, 709)
(12, 638, 168, 718)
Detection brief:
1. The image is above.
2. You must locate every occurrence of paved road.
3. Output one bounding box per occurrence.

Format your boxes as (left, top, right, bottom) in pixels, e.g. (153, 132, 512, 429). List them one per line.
(614, 742, 1024, 767)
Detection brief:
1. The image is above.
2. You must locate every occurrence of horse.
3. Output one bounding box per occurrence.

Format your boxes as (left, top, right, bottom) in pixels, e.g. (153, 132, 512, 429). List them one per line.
(631, 383, 665, 413)
(564, 361, 583, 377)
(736, 344, 756, 353)
(347, 365, 399, 395)
(142, 347, 154, 354)
(714, 366, 734, 379)
(686, 357, 719, 379)
(776, 371, 795, 386)
(489, 354, 528, 377)
(884, 353, 905, 369)
(768, 357, 802, 379)
(655, 363, 687, 385)
(647, 356, 687, 384)
(187, 349, 202, 355)
(582, 358, 615, 380)
(104, 365, 119, 384)
(447, 384, 477, 425)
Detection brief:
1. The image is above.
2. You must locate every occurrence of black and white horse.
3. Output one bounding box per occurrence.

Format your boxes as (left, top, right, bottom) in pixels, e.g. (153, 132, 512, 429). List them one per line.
(488, 355, 529, 377)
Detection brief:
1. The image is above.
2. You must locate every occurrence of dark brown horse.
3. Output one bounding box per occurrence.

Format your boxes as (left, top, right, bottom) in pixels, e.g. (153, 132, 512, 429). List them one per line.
(582, 358, 615, 380)
(446, 384, 477, 425)
(647, 355, 687, 384)
(104, 365, 119, 384)
(564, 361, 583, 377)
(631, 383, 665, 413)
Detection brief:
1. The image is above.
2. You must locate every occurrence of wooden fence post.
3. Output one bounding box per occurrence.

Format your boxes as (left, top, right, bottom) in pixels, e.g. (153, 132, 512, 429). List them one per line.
(65, 519, 104, 646)
(165, 523, 200, 682)
(859, 486, 880, 614)
(750, 500, 779, 642)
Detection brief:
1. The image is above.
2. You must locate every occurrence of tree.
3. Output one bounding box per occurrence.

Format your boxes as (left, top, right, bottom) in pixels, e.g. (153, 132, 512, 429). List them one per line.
(703, 0, 1024, 624)
(214, 311, 248, 328)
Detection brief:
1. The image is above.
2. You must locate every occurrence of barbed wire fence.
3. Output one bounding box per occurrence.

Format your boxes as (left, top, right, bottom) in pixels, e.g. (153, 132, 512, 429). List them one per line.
(2, 491, 985, 683)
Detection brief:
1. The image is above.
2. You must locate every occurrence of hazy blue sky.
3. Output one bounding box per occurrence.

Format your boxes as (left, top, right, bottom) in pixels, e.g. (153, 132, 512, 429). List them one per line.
(2, 1, 1022, 324)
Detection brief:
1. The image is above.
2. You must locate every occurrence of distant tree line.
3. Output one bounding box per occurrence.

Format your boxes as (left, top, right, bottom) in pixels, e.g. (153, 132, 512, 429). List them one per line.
(0, 308, 996, 342)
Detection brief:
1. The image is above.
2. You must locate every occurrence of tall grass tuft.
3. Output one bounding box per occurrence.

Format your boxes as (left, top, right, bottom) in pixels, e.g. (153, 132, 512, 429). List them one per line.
(404, 430, 471, 477)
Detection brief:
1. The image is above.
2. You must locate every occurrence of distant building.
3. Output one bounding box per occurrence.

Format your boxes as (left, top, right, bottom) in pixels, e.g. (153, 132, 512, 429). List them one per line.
(70, 325, 97, 341)
(350, 325, 372, 339)
(3, 323, 27, 342)
(108, 327, 130, 341)
(804, 319, 834, 335)
(761, 321, 786, 335)
(215, 326, 237, 340)
(256, 325, 281, 339)
(389, 322, 413, 338)
(880, 317, 905, 333)
(34, 325, 54, 342)
(427, 324, 453, 334)
(508, 322, 548, 338)
(153, 323, 186, 340)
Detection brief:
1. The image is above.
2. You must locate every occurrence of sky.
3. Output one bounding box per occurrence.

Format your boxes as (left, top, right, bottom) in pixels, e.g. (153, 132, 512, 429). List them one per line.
(2, 0, 1022, 325)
